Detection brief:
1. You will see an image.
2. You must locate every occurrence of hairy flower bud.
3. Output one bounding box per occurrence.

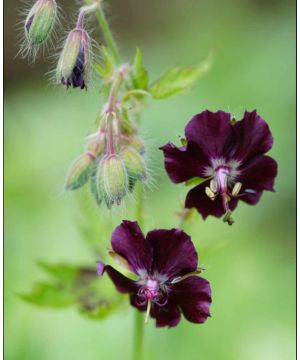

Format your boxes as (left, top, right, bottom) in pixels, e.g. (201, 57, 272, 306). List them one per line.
(121, 147, 147, 181)
(96, 155, 128, 207)
(129, 136, 145, 154)
(65, 153, 95, 190)
(56, 28, 91, 89)
(85, 135, 105, 157)
(25, 0, 57, 46)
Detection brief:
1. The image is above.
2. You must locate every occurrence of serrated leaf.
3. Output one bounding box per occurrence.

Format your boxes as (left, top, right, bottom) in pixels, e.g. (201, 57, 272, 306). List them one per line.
(150, 57, 212, 99)
(19, 263, 124, 319)
(132, 47, 149, 90)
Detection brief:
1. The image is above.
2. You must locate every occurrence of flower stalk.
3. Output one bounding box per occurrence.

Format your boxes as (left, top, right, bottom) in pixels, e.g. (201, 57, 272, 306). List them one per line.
(95, 5, 121, 64)
(133, 311, 144, 360)
(76, 2, 100, 28)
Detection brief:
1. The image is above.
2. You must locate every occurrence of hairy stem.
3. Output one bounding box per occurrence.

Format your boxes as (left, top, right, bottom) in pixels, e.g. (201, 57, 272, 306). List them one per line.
(77, 3, 100, 28)
(107, 69, 124, 112)
(96, 6, 121, 64)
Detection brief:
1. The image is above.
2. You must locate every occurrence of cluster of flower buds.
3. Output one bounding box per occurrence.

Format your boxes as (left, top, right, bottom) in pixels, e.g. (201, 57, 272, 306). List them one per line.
(65, 66, 148, 208)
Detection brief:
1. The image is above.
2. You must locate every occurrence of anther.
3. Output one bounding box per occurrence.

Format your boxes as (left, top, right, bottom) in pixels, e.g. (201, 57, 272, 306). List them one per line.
(231, 182, 242, 197)
(210, 179, 218, 193)
(205, 186, 215, 200)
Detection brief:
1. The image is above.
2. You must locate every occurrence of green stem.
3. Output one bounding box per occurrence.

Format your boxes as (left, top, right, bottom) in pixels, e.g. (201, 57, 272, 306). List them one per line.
(133, 310, 144, 360)
(96, 6, 121, 65)
(132, 182, 144, 360)
(135, 182, 144, 227)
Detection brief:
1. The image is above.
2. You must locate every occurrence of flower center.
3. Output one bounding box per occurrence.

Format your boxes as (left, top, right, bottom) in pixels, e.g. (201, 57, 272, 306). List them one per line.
(204, 159, 243, 225)
(215, 166, 229, 193)
(136, 278, 168, 323)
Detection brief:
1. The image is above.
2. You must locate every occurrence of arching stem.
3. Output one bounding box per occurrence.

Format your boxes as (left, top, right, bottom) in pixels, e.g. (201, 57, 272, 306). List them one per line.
(95, 5, 121, 64)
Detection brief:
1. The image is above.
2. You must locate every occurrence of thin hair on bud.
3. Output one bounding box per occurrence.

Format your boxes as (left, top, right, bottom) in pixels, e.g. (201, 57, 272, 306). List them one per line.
(16, 0, 61, 62)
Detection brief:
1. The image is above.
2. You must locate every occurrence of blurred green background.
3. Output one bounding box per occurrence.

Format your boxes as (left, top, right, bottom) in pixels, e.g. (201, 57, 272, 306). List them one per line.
(4, 0, 296, 359)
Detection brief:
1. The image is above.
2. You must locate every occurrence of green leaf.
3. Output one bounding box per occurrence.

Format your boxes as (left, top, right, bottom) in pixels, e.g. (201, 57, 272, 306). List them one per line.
(132, 47, 149, 90)
(185, 177, 207, 187)
(94, 46, 115, 81)
(19, 262, 124, 319)
(123, 89, 151, 102)
(18, 282, 74, 307)
(150, 56, 212, 99)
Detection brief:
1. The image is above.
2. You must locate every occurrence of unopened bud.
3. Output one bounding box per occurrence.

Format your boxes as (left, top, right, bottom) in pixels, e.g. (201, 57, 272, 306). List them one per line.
(25, 0, 57, 45)
(121, 147, 147, 181)
(130, 136, 145, 154)
(96, 155, 128, 207)
(85, 135, 104, 157)
(90, 165, 102, 206)
(56, 28, 91, 89)
(65, 153, 95, 190)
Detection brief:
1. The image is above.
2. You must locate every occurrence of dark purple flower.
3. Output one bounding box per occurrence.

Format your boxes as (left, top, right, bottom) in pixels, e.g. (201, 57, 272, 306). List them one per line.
(56, 29, 91, 90)
(97, 220, 212, 327)
(160, 110, 277, 224)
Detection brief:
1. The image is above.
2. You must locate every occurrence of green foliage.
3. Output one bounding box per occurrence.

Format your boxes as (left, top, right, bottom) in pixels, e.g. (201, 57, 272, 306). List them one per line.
(19, 262, 123, 319)
(94, 46, 115, 81)
(132, 47, 149, 90)
(150, 57, 212, 99)
(185, 177, 207, 187)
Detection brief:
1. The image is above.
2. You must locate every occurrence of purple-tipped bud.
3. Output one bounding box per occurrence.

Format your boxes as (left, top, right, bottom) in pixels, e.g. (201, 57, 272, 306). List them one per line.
(25, 0, 57, 45)
(56, 28, 91, 89)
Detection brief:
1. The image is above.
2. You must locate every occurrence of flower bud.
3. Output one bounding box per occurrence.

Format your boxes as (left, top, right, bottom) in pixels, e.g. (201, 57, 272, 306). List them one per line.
(56, 28, 91, 89)
(129, 136, 145, 154)
(121, 147, 147, 181)
(25, 0, 57, 45)
(90, 165, 102, 206)
(65, 153, 95, 190)
(96, 155, 128, 207)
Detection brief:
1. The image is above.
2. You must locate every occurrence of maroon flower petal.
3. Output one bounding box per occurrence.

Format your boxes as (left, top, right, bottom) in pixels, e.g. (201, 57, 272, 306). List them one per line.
(100, 264, 137, 294)
(185, 182, 238, 219)
(238, 155, 277, 205)
(232, 111, 273, 162)
(146, 229, 198, 279)
(151, 301, 181, 328)
(160, 142, 208, 183)
(185, 110, 234, 159)
(111, 221, 153, 275)
(170, 276, 212, 324)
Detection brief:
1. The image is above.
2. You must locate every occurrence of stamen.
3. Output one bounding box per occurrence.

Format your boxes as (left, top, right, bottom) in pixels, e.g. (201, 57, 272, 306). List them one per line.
(205, 186, 216, 200)
(231, 182, 242, 197)
(210, 179, 218, 193)
(144, 300, 151, 324)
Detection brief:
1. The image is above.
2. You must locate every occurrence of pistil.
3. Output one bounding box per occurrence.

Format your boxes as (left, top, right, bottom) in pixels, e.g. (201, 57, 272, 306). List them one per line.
(144, 300, 151, 324)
